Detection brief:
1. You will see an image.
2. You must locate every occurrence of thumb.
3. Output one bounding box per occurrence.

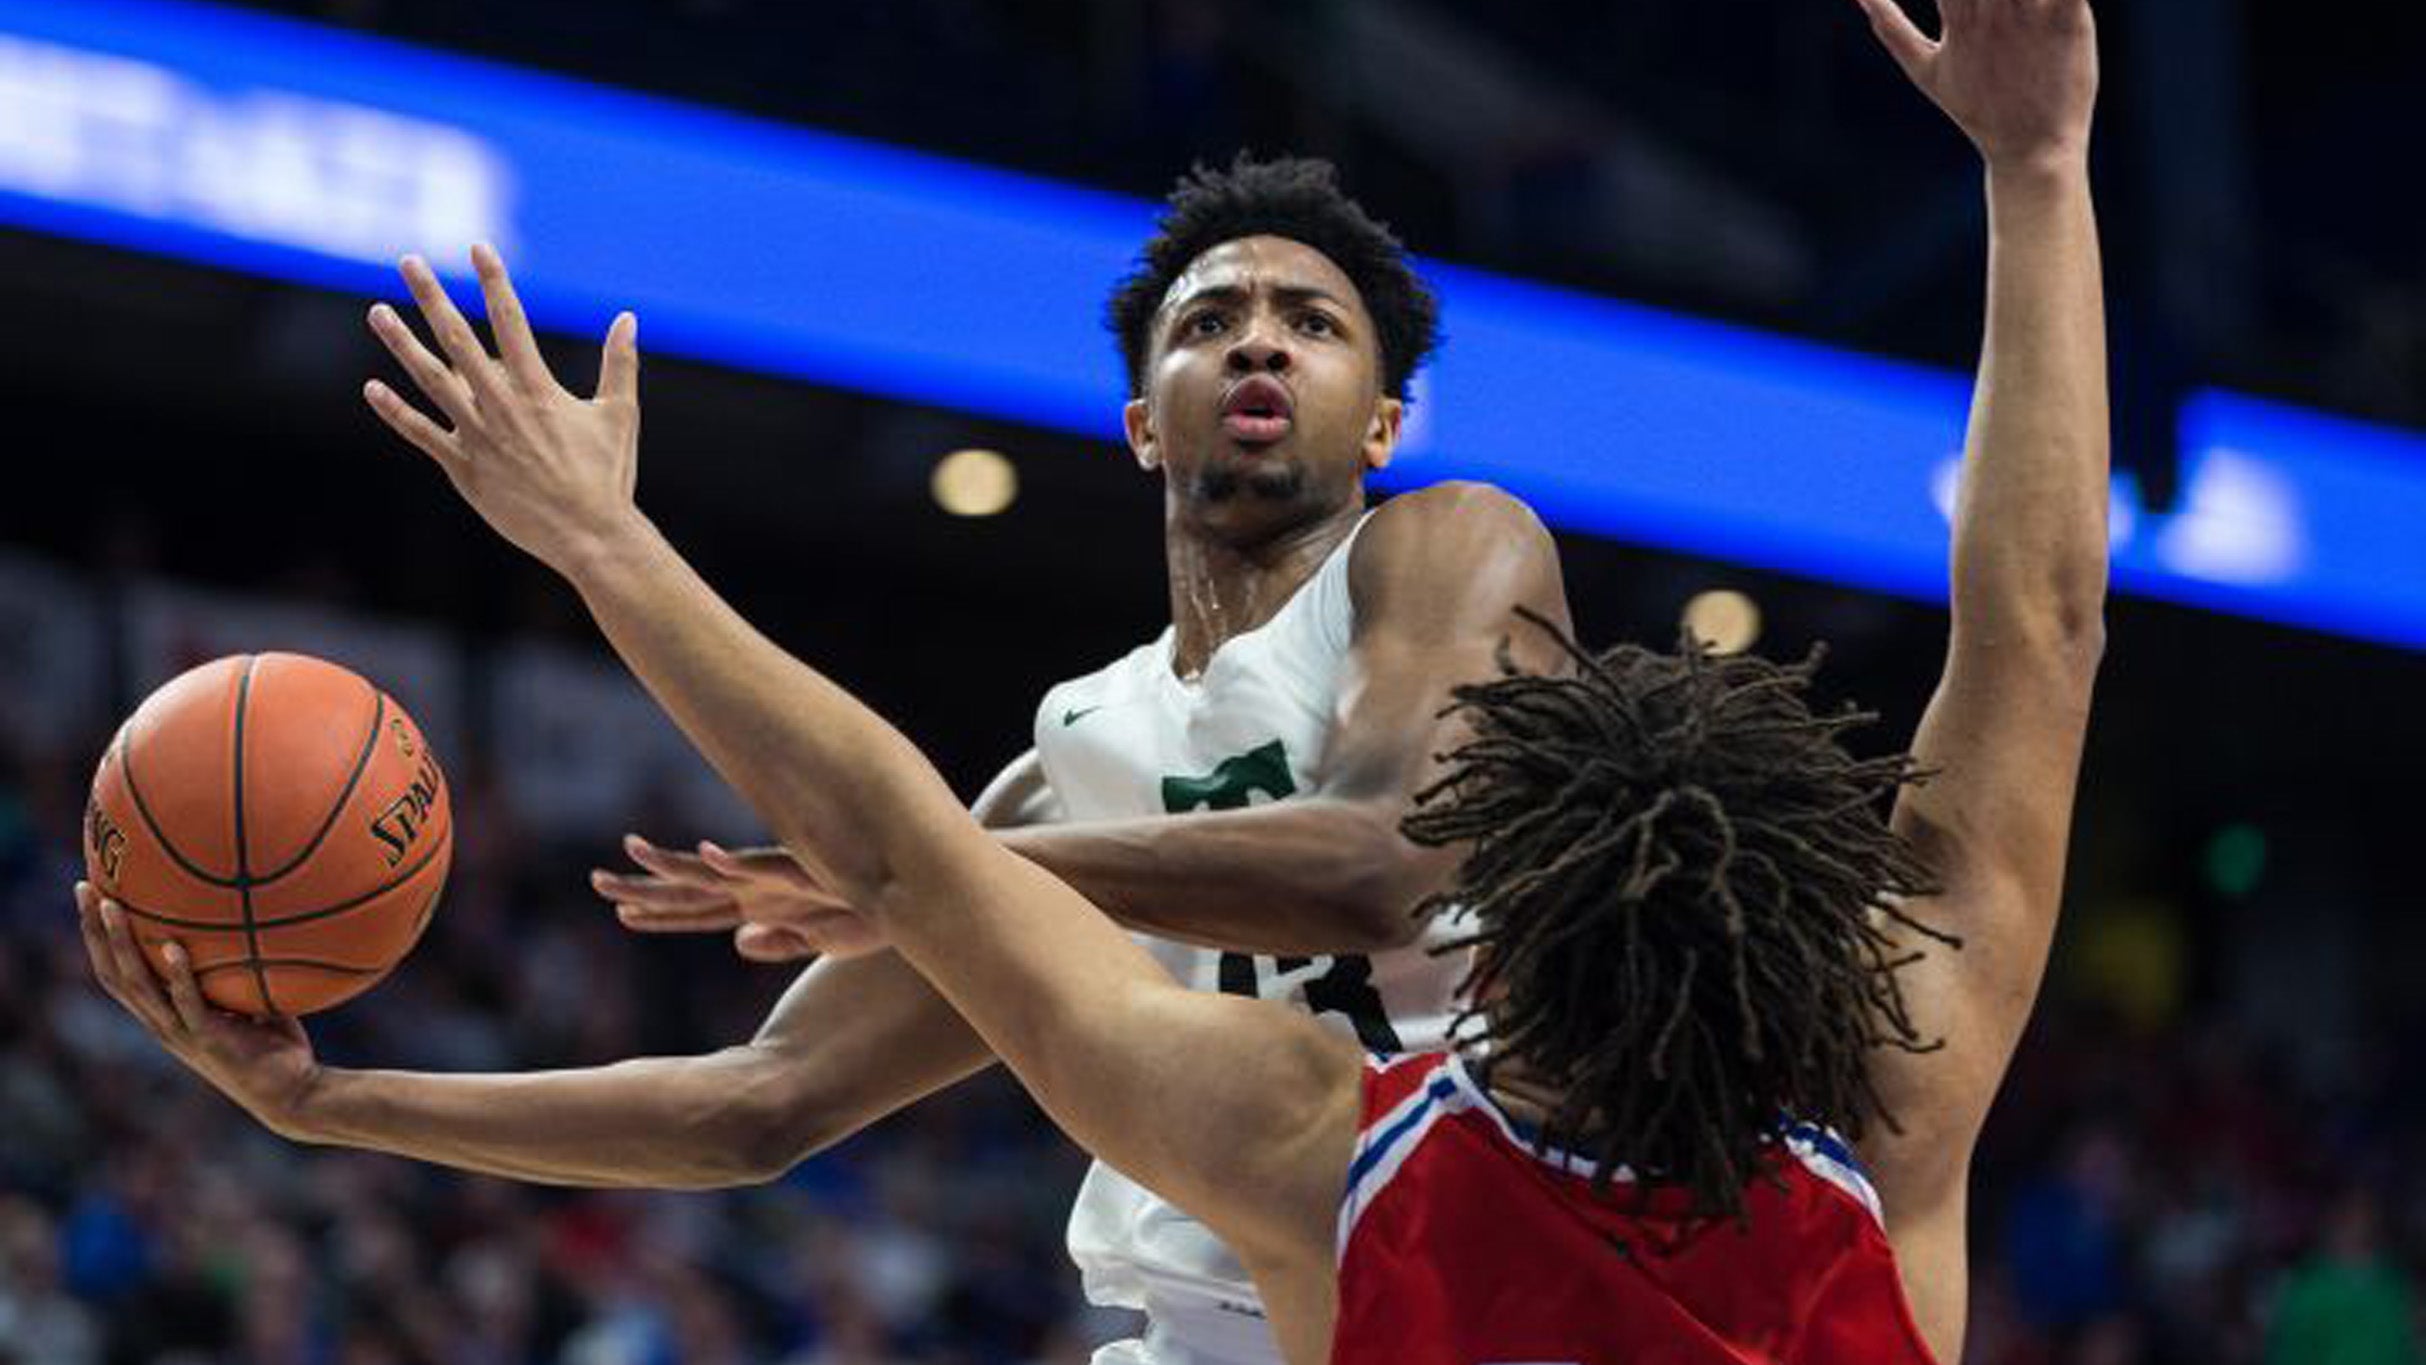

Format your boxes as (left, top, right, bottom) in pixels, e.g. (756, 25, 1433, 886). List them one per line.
(597, 311, 640, 404)
(1851, 0, 1936, 81)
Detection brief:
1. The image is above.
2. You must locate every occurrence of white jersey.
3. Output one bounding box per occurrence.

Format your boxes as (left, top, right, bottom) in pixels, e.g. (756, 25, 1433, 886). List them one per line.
(1031, 515, 1472, 1365)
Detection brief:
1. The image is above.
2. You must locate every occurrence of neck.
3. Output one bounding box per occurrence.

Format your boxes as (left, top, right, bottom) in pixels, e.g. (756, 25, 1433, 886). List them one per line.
(1163, 495, 1364, 678)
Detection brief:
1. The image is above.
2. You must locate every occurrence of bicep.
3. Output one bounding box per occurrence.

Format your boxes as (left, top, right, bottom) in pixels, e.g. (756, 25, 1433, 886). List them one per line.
(1866, 626, 2100, 1201)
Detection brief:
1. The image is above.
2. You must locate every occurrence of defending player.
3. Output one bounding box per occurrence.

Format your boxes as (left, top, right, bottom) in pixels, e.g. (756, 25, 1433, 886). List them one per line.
(83, 0, 2103, 1358)
(569, 3, 2106, 1356)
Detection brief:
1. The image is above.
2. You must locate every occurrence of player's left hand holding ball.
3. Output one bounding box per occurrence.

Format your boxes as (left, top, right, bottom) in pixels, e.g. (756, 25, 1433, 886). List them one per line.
(75, 881, 325, 1139)
(362, 245, 645, 576)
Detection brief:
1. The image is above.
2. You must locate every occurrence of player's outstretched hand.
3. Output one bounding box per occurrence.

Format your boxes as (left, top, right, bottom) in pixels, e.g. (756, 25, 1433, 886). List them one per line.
(592, 834, 891, 963)
(1852, 0, 2097, 170)
(75, 881, 325, 1139)
(362, 245, 646, 577)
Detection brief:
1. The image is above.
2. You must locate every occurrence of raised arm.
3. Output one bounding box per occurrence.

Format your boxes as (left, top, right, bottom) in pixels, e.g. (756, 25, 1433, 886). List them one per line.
(74, 754, 1039, 1190)
(996, 481, 1572, 954)
(1845, 0, 2107, 1352)
(357, 248, 1365, 1355)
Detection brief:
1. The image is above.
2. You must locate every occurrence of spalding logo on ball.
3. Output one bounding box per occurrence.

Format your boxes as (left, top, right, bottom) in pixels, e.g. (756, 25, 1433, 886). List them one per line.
(84, 653, 453, 1016)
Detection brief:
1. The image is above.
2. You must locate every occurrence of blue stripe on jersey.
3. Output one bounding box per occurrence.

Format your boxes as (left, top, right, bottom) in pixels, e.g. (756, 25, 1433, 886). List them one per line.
(1347, 1072, 1459, 1190)
(1782, 1121, 1869, 1177)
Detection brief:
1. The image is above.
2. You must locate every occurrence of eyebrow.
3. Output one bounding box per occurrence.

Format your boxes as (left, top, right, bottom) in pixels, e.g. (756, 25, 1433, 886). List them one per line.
(1163, 282, 1351, 320)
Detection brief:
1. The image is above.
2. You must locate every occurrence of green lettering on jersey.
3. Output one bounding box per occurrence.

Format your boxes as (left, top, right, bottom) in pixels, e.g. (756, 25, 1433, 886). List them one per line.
(1159, 739, 1296, 813)
(1160, 740, 1405, 1053)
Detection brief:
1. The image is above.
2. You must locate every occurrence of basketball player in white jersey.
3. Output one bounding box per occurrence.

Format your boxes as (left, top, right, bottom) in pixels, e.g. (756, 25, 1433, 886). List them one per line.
(81, 158, 1572, 1363)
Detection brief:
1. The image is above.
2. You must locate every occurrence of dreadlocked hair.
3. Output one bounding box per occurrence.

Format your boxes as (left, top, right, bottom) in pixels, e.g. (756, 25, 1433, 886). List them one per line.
(1401, 610, 1955, 1223)
(1106, 153, 1441, 400)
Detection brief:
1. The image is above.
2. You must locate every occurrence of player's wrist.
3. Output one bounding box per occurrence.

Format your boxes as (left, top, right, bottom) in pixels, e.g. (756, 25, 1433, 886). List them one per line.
(551, 508, 664, 591)
(1979, 140, 2090, 187)
(262, 1060, 341, 1143)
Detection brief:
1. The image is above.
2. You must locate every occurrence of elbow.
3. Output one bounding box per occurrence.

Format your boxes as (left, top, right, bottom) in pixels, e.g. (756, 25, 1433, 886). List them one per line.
(1957, 563, 2109, 680)
(2042, 584, 2108, 680)
(2047, 556, 2109, 660)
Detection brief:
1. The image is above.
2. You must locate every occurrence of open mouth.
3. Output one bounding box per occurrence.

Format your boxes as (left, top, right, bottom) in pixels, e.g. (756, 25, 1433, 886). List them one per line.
(1220, 376, 1295, 444)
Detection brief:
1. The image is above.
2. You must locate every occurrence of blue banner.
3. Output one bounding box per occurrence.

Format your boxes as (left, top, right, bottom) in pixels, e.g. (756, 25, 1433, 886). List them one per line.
(2, 0, 2419, 649)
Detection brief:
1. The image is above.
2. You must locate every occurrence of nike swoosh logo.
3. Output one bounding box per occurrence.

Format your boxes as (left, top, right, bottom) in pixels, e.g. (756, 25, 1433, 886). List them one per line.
(1062, 705, 1103, 727)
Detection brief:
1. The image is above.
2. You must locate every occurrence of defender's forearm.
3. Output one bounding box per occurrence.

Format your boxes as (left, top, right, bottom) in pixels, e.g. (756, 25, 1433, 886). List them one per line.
(1002, 799, 1442, 954)
(1952, 159, 2110, 639)
(298, 1049, 800, 1188)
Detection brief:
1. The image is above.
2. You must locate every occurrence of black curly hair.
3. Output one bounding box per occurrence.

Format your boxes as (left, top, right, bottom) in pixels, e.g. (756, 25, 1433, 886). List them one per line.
(1401, 612, 1957, 1222)
(1106, 154, 1442, 401)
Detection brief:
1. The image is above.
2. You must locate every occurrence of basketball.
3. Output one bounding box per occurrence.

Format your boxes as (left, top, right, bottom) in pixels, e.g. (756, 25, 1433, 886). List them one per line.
(82, 653, 452, 1017)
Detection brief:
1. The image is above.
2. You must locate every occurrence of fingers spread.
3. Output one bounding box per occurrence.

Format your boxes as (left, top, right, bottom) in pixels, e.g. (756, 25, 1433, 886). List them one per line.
(471, 243, 554, 392)
(399, 255, 504, 397)
(364, 380, 464, 471)
(367, 303, 477, 427)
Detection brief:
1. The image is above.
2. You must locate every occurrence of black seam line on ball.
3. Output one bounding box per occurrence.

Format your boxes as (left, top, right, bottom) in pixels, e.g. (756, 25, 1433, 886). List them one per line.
(193, 957, 379, 978)
(252, 687, 386, 885)
(121, 714, 244, 890)
(109, 817, 448, 932)
(232, 656, 275, 1016)
(409, 882, 442, 937)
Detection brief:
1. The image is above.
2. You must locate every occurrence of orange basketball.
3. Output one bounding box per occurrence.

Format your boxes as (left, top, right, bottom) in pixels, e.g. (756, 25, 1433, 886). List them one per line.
(83, 653, 452, 1017)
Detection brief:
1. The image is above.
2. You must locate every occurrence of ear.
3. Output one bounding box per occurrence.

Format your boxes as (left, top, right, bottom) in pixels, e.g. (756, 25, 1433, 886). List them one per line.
(1361, 395, 1406, 473)
(1124, 396, 1160, 472)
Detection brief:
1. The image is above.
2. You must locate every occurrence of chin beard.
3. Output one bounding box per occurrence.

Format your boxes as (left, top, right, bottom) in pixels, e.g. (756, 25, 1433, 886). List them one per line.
(1193, 459, 1306, 506)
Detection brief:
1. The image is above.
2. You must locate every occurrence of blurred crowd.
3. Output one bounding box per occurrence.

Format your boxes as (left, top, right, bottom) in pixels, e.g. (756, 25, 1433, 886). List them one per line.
(0, 734, 1116, 1365)
(2, 722, 2421, 1364)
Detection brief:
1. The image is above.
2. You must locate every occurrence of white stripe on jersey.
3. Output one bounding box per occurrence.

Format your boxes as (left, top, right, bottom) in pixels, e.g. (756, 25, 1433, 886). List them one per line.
(1337, 1059, 1465, 1260)
(1342, 1055, 1889, 1243)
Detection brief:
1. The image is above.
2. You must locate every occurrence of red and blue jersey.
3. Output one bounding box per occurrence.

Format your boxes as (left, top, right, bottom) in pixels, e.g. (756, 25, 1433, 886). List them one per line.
(1334, 1052, 1936, 1365)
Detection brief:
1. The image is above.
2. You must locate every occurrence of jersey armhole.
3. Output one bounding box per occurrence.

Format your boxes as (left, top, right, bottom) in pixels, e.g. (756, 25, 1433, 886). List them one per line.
(1335, 1052, 1452, 1264)
(1315, 511, 1377, 659)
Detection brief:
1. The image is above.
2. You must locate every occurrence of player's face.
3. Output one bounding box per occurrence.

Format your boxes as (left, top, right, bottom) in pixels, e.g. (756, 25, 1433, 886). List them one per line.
(1125, 236, 1404, 540)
